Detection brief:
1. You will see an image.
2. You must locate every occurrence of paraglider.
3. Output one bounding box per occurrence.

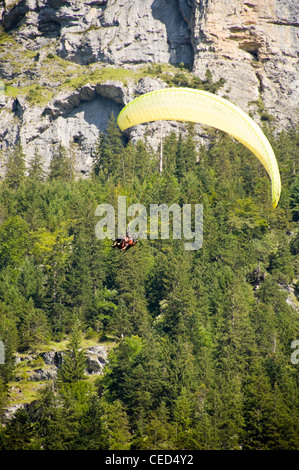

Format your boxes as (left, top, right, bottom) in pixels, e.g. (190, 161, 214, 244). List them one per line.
(117, 87, 281, 209)
(111, 231, 139, 252)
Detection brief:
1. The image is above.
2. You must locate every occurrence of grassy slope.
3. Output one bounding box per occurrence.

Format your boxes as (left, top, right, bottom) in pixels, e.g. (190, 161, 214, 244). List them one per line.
(6, 337, 116, 408)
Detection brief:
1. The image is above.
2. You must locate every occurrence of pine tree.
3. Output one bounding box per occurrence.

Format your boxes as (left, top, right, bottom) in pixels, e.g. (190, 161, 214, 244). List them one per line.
(0, 215, 29, 270)
(100, 398, 132, 450)
(0, 377, 8, 427)
(290, 175, 299, 221)
(31, 221, 74, 333)
(18, 297, 50, 351)
(28, 149, 46, 182)
(242, 360, 293, 450)
(161, 132, 178, 176)
(175, 133, 185, 180)
(49, 143, 74, 181)
(92, 113, 124, 180)
(211, 374, 245, 450)
(268, 234, 294, 284)
(57, 324, 86, 383)
(113, 247, 152, 337)
(76, 394, 108, 449)
(1, 408, 33, 450)
(104, 334, 169, 428)
(0, 304, 18, 384)
(5, 142, 26, 190)
(64, 230, 95, 327)
(158, 252, 199, 342)
(109, 298, 133, 338)
(172, 387, 193, 445)
(32, 385, 76, 450)
(144, 401, 174, 450)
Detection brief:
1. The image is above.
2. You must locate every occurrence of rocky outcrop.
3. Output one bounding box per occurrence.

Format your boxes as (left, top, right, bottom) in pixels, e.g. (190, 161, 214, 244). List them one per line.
(13, 343, 109, 379)
(190, 0, 299, 128)
(85, 344, 108, 374)
(2, 341, 110, 421)
(0, 73, 167, 177)
(0, 80, 126, 177)
(0, 0, 298, 175)
(280, 282, 299, 313)
(2, 0, 193, 66)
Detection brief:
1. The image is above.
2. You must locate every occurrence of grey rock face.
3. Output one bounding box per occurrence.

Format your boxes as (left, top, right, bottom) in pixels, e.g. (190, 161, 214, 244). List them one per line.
(2, 403, 26, 422)
(8, 343, 109, 402)
(0, 81, 125, 177)
(30, 92, 123, 175)
(57, 0, 193, 67)
(191, 0, 299, 128)
(38, 350, 64, 366)
(29, 367, 57, 381)
(3, 0, 193, 66)
(85, 344, 108, 374)
(0, 0, 298, 175)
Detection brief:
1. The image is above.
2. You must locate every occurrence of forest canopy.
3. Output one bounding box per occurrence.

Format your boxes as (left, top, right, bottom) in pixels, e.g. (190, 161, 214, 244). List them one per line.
(0, 114, 298, 450)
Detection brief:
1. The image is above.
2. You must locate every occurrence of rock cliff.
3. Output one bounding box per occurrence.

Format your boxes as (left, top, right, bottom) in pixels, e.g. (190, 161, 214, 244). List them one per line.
(191, 0, 299, 127)
(0, 0, 298, 175)
(3, 342, 109, 421)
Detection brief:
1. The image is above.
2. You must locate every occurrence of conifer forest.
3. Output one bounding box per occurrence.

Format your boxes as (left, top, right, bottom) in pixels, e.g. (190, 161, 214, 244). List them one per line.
(0, 114, 299, 451)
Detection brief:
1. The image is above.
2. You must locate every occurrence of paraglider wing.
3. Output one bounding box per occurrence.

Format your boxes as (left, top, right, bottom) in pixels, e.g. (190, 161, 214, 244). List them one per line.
(117, 88, 281, 208)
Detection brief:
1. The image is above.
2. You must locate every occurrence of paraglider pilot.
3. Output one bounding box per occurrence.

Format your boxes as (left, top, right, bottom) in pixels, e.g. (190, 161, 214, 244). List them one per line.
(111, 231, 139, 252)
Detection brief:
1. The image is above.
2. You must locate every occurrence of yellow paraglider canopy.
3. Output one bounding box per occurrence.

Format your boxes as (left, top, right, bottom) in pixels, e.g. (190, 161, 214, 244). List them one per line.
(117, 88, 281, 208)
